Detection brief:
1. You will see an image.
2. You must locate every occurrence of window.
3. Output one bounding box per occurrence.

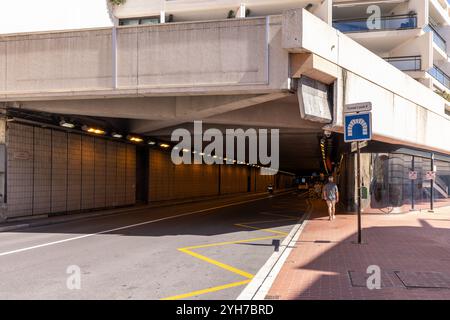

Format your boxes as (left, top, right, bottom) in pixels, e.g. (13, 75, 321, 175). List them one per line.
(119, 16, 160, 26)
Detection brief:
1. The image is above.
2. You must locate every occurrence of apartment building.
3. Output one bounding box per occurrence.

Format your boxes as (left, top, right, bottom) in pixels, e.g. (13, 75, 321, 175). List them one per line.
(112, 0, 450, 97)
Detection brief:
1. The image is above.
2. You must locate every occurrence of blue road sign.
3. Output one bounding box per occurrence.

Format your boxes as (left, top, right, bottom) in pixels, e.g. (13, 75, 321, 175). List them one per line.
(344, 112, 372, 142)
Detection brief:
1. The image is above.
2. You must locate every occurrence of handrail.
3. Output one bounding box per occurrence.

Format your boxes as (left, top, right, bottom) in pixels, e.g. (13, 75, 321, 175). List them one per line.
(333, 14, 417, 33)
(428, 65, 450, 89)
(424, 24, 447, 52)
(384, 56, 421, 71)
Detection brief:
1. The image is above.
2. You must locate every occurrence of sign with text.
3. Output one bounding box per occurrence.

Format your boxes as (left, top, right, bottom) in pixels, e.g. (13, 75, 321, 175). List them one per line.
(344, 102, 372, 113)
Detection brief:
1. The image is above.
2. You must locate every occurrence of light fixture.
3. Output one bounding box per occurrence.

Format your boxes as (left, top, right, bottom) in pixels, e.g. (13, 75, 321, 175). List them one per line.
(148, 140, 156, 145)
(82, 125, 105, 135)
(199, 152, 205, 156)
(59, 120, 75, 129)
(182, 148, 190, 152)
(112, 132, 123, 139)
(160, 143, 170, 148)
(128, 136, 144, 143)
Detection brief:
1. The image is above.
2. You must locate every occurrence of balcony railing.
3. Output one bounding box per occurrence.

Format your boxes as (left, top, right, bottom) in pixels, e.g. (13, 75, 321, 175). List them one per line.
(384, 56, 421, 71)
(429, 65, 450, 89)
(424, 24, 447, 52)
(333, 14, 417, 33)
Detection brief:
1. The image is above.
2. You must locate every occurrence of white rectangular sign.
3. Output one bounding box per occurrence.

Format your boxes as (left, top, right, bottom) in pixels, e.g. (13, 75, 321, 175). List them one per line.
(351, 140, 368, 152)
(344, 102, 372, 113)
(408, 171, 417, 180)
(426, 171, 436, 180)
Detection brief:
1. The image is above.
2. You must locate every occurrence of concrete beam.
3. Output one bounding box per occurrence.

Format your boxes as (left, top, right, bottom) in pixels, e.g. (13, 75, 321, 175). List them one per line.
(17, 98, 177, 120)
(290, 53, 338, 84)
(129, 92, 292, 134)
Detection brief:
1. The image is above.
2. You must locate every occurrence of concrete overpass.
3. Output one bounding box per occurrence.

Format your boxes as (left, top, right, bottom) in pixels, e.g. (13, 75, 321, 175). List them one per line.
(0, 8, 449, 219)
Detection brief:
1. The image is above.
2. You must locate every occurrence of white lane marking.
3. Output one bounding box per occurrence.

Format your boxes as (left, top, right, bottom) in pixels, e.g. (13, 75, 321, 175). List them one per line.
(0, 193, 288, 258)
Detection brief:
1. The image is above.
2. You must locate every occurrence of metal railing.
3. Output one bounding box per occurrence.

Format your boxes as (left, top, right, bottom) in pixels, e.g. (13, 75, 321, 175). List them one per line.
(428, 65, 450, 89)
(384, 56, 421, 71)
(333, 14, 417, 33)
(424, 24, 447, 52)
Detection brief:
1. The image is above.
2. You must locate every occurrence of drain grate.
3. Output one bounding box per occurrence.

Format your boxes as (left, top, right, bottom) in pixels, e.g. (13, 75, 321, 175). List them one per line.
(395, 271, 450, 289)
(348, 270, 402, 288)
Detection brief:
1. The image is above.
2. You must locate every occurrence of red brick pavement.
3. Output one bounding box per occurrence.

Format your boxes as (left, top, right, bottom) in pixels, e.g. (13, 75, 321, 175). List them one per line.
(267, 200, 450, 300)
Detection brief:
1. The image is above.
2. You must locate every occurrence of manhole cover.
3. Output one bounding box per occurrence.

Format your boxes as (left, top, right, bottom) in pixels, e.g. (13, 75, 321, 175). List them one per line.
(348, 270, 401, 288)
(395, 271, 450, 289)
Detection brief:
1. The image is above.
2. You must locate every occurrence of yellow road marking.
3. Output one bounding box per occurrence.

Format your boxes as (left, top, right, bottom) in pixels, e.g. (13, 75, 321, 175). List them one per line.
(234, 223, 289, 236)
(179, 248, 254, 279)
(234, 217, 297, 225)
(259, 212, 300, 219)
(180, 235, 280, 250)
(162, 211, 301, 300)
(161, 280, 251, 300)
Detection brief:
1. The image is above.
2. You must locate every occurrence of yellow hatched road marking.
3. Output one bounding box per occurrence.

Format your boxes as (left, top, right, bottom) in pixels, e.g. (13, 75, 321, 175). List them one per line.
(180, 235, 281, 250)
(161, 211, 301, 300)
(179, 248, 254, 279)
(161, 280, 251, 300)
(259, 212, 300, 219)
(234, 217, 297, 225)
(234, 223, 289, 236)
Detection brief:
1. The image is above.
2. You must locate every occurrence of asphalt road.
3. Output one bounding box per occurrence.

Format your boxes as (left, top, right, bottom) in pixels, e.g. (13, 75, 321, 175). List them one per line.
(0, 192, 308, 300)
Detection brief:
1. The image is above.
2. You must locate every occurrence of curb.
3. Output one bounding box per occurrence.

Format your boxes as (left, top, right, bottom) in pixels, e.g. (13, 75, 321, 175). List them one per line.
(236, 198, 313, 300)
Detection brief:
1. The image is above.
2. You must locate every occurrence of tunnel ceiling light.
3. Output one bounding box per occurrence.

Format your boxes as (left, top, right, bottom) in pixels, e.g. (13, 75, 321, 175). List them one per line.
(59, 120, 75, 129)
(83, 125, 105, 135)
(173, 146, 179, 149)
(130, 137, 144, 143)
(112, 132, 123, 139)
(148, 140, 156, 145)
(182, 148, 190, 152)
(199, 152, 205, 156)
(160, 143, 170, 148)
(127, 135, 144, 143)
(192, 150, 197, 154)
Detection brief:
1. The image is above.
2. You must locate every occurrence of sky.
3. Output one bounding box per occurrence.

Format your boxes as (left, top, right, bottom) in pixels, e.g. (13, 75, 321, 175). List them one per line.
(0, 0, 113, 34)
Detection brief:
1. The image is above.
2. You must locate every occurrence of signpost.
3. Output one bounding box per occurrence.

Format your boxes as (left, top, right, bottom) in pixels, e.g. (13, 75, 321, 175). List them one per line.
(429, 153, 435, 213)
(409, 157, 416, 211)
(344, 102, 372, 244)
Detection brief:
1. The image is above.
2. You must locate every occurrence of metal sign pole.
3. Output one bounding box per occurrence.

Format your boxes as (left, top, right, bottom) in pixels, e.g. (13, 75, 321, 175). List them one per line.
(430, 153, 434, 213)
(411, 156, 415, 211)
(357, 141, 362, 244)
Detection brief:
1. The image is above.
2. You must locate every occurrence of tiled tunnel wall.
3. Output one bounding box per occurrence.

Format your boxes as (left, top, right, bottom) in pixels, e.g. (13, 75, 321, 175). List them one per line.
(6, 123, 136, 218)
(149, 149, 293, 202)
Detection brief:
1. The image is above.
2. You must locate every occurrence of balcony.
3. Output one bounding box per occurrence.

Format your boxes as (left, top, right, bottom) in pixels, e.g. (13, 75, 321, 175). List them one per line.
(333, 14, 417, 33)
(429, 65, 450, 89)
(384, 56, 421, 71)
(424, 24, 447, 52)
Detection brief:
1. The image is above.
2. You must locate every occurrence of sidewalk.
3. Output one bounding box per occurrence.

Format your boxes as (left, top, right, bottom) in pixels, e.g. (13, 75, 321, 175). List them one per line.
(267, 200, 450, 300)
